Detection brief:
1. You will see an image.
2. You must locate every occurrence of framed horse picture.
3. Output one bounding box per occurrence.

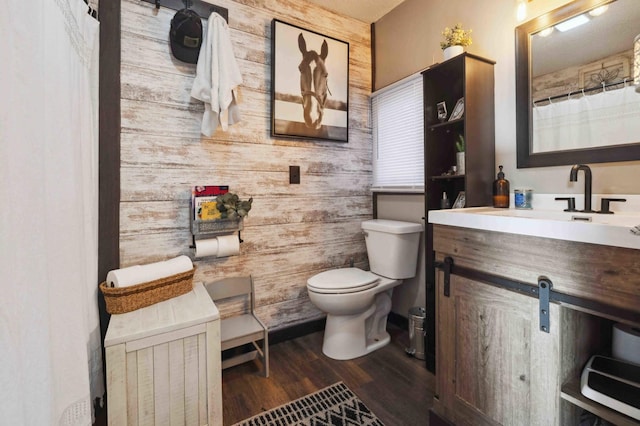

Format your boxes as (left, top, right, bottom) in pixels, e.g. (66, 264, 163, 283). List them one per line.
(271, 19, 349, 142)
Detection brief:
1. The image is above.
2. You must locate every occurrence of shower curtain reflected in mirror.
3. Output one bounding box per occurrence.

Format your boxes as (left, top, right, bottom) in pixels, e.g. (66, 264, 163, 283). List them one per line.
(533, 84, 640, 153)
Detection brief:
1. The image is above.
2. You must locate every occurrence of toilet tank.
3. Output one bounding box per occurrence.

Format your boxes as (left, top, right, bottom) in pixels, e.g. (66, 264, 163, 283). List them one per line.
(361, 219, 423, 279)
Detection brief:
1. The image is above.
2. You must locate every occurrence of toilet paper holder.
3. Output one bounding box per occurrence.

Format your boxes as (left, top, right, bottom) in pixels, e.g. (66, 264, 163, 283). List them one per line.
(189, 217, 244, 249)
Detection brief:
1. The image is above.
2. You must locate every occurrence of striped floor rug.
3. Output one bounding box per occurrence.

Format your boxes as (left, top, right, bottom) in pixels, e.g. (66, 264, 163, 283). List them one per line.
(232, 382, 384, 426)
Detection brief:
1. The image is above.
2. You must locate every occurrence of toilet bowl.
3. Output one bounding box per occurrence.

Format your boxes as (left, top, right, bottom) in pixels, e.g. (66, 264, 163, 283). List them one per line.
(307, 219, 423, 360)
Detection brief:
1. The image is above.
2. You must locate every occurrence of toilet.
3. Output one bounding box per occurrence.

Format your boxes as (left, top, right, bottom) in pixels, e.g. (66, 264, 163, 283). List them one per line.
(307, 219, 423, 360)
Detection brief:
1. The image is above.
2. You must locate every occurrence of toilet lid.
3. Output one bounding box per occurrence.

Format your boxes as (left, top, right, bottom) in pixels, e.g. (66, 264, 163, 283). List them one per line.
(307, 268, 379, 294)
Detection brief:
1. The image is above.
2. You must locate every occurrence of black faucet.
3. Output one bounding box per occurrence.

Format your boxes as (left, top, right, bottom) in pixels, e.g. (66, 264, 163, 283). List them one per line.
(569, 164, 594, 213)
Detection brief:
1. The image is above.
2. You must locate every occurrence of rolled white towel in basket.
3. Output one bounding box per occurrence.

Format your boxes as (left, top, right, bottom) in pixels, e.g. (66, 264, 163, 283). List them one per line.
(106, 255, 193, 288)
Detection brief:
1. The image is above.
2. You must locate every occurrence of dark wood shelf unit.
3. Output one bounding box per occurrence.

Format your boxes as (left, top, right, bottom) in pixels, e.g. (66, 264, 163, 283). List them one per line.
(423, 53, 495, 210)
(428, 117, 464, 130)
(429, 174, 465, 181)
(422, 53, 496, 373)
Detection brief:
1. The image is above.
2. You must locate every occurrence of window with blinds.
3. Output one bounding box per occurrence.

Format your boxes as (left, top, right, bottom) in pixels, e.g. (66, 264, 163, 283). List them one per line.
(371, 74, 424, 191)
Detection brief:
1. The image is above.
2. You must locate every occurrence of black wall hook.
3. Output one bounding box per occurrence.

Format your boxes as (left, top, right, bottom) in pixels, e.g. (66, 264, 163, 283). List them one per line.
(141, 0, 228, 21)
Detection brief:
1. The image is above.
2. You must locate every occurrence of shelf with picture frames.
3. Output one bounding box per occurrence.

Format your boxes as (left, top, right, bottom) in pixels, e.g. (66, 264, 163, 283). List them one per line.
(422, 51, 496, 373)
(423, 52, 494, 208)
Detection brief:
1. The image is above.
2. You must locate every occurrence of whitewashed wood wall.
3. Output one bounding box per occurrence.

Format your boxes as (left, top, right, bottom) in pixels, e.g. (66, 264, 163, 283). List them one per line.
(119, 0, 373, 330)
(532, 50, 633, 101)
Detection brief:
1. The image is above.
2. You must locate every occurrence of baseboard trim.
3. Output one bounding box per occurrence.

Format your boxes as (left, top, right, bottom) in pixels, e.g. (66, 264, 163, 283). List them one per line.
(388, 311, 408, 330)
(268, 318, 326, 345)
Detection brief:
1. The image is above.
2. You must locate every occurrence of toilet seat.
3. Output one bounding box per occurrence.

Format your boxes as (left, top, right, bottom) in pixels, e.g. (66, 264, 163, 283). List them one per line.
(307, 268, 379, 294)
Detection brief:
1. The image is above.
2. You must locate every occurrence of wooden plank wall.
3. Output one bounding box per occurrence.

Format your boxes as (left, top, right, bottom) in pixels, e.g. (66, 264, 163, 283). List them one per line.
(531, 50, 633, 101)
(119, 0, 373, 330)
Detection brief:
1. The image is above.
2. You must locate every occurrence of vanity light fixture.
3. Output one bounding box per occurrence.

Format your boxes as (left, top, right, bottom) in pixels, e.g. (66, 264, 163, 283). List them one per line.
(555, 14, 589, 32)
(588, 5, 609, 16)
(517, 1, 527, 22)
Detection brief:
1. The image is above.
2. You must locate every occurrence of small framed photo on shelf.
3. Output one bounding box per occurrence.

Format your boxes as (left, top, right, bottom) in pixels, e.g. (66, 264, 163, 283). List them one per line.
(437, 101, 447, 122)
(448, 97, 465, 121)
(452, 191, 466, 209)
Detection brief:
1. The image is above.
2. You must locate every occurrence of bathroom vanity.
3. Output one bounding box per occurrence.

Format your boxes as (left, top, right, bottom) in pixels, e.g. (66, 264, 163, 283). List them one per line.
(428, 208, 640, 425)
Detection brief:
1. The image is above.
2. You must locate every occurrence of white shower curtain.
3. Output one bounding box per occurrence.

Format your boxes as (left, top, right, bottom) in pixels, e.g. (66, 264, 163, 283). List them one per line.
(532, 84, 640, 153)
(0, 0, 102, 425)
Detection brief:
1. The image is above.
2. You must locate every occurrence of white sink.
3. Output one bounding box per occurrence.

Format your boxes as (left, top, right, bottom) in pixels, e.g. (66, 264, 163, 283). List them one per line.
(473, 208, 640, 226)
(428, 206, 640, 250)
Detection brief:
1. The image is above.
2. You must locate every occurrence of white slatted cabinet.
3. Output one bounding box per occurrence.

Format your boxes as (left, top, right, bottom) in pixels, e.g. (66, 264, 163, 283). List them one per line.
(105, 283, 222, 425)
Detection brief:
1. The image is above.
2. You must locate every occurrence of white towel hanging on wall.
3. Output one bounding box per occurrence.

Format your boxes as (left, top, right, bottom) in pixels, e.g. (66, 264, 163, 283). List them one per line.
(191, 12, 243, 136)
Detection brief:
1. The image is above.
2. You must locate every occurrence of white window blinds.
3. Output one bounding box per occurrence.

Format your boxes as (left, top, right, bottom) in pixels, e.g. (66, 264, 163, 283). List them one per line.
(371, 74, 424, 190)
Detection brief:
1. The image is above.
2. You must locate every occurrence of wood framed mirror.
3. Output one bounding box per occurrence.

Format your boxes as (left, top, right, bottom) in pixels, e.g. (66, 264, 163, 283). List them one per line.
(515, 0, 640, 168)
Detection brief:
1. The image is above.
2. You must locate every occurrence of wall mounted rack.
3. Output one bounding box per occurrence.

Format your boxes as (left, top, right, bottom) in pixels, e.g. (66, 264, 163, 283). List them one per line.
(189, 217, 244, 249)
(141, 0, 228, 21)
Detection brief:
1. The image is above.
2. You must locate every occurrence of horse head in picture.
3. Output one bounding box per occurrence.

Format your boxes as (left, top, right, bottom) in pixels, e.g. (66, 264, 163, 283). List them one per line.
(297, 33, 331, 130)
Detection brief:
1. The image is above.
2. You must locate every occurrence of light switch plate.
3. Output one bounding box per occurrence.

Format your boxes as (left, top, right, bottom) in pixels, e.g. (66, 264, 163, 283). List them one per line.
(289, 166, 300, 184)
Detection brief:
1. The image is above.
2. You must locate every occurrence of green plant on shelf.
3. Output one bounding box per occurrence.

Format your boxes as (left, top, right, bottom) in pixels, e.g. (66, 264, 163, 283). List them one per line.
(455, 134, 465, 152)
(217, 193, 253, 219)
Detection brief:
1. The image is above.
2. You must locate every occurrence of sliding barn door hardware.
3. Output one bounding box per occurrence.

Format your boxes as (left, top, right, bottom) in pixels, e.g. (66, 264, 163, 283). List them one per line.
(538, 277, 552, 333)
(436, 257, 551, 332)
(435, 256, 540, 298)
(434, 256, 640, 330)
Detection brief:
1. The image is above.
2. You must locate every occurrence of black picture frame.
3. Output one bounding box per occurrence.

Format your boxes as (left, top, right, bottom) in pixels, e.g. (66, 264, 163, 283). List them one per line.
(437, 101, 447, 122)
(453, 191, 466, 209)
(271, 19, 349, 142)
(449, 97, 465, 121)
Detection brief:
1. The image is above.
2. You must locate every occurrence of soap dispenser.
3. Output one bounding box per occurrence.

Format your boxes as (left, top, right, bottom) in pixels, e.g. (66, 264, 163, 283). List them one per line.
(493, 165, 510, 208)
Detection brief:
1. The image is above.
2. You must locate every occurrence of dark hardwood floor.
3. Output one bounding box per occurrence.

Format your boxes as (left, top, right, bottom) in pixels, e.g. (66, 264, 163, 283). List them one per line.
(222, 323, 435, 425)
(94, 323, 435, 425)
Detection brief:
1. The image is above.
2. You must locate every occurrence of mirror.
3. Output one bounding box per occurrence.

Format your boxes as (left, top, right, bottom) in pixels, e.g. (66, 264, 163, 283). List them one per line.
(515, 0, 640, 168)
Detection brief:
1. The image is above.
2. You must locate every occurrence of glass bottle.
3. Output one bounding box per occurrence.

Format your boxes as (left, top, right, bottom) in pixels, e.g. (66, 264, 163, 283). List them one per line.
(493, 165, 510, 208)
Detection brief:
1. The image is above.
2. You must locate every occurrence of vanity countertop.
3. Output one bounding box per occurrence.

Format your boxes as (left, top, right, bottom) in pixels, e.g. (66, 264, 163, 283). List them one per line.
(429, 206, 640, 250)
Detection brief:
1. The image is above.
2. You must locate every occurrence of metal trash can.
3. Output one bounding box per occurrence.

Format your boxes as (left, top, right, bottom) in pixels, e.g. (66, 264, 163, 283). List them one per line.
(406, 307, 426, 360)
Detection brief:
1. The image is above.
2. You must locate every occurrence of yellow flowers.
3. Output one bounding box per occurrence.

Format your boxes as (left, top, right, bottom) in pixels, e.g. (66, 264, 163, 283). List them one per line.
(441, 24, 473, 50)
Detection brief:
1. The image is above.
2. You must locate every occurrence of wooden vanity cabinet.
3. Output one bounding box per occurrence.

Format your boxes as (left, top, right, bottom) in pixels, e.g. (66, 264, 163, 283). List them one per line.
(435, 272, 562, 425)
(432, 225, 640, 426)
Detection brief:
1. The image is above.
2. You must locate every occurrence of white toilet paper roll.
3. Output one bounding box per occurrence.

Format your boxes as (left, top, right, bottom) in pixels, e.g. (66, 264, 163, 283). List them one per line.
(162, 255, 193, 273)
(216, 234, 240, 257)
(106, 265, 143, 288)
(195, 238, 219, 258)
(612, 322, 640, 365)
